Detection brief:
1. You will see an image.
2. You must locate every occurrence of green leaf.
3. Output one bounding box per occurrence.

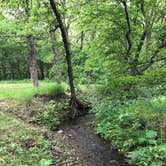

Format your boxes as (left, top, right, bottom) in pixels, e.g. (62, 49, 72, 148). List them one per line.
(40, 159, 52, 166)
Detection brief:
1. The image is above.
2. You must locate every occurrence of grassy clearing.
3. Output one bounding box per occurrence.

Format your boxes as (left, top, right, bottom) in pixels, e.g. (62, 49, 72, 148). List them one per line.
(0, 81, 65, 101)
(0, 111, 52, 166)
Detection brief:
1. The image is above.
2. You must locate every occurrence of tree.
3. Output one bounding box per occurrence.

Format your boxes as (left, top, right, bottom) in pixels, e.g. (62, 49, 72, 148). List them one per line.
(74, 0, 165, 81)
(50, 27, 62, 84)
(28, 34, 39, 87)
(25, 0, 39, 87)
(49, 0, 78, 117)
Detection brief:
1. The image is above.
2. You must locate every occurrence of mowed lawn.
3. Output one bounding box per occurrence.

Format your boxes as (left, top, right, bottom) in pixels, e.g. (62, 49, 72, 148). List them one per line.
(0, 81, 65, 101)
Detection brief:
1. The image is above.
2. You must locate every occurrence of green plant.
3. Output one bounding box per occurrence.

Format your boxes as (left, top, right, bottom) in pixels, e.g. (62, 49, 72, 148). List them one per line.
(128, 144, 166, 166)
(40, 159, 52, 166)
(93, 96, 166, 165)
(101, 68, 166, 98)
(0, 111, 52, 166)
(35, 100, 69, 130)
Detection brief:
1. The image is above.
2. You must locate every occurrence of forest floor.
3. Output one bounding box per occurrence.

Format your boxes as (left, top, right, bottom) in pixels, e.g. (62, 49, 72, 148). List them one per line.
(0, 100, 82, 166)
(0, 99, 127, 166)
(0, 82, 127, 166)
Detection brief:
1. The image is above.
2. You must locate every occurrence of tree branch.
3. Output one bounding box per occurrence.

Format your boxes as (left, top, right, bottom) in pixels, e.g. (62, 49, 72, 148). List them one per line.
(134, 29, 148, 63)
(121, 0, 132, 61)
(141, 0, 146, 18)
(140, 42, 166, 72)
(133, 0, 148, 65)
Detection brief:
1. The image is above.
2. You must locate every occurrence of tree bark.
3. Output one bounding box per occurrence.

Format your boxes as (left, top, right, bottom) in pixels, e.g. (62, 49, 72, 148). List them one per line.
(28, 34, 39, 87)
(50, 0, 81, 119)
(130, 29, 148, 75)
(49, 0, 77, 106)
(1, 63, 6, 80)
(50, 28, 62, 84)
(25, 0, 39, 86)
(38, 61, 45, 80)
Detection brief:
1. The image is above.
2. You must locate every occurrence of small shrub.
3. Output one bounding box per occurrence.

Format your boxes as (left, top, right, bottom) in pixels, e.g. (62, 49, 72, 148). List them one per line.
(128, 144, 166, 166)
(35, 100, 69, 130)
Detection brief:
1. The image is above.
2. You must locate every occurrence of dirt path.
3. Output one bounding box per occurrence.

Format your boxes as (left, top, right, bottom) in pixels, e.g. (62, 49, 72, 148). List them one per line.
(60, 113, 127, 166)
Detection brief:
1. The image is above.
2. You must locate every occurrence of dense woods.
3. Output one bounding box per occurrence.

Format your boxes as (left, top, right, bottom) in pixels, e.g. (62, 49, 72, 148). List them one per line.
(0, 0, 166, 165)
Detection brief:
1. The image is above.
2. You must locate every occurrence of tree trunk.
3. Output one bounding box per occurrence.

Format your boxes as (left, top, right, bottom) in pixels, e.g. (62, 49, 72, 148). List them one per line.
(16, 59, 22, 79)
(38, 61, 45, 80)
(28, 34, 39, 87)
(49, 0, 76, 102)
(130, 63, 140, 76)
(50, 28, 62, 84)
(10, 63, 14, 80)
(1, 63, 6, 80)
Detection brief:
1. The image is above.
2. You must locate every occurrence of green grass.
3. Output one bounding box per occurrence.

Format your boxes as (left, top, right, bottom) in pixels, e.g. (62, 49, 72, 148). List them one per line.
(0, 111, 52, 166)
(0, 81, 65, 101)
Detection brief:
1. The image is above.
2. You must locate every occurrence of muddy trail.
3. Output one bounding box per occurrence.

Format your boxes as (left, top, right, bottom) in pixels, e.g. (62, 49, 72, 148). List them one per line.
(60, 113, 127, 166)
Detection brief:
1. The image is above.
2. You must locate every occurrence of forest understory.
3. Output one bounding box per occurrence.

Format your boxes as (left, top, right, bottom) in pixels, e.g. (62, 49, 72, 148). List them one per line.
(0, 0, 165, 165)
(0, 92, 127, 166)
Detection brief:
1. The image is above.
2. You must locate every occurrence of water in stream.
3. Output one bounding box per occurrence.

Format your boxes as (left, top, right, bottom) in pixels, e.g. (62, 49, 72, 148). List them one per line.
(60, 113, 127, 166)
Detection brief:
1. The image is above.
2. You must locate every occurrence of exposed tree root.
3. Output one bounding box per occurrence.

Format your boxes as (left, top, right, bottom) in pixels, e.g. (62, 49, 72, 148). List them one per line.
(68, 98, 92, 120)
(34, 92, 91, 120)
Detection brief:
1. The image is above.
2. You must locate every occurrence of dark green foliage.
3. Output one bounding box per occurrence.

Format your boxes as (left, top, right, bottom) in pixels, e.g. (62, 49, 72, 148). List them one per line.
(35, 100, 69, 130)
(92, 68, 166, 165)
(102, 68, 166, 97)
(128, 144, 166, 166)
(93, 96, 166, 165)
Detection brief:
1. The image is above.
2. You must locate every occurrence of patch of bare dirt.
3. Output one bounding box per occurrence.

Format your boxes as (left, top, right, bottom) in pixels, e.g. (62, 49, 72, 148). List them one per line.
(0, 100, 18, 110)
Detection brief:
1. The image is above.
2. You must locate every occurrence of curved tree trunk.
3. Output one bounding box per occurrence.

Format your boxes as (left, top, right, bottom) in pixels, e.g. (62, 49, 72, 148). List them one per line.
(50, 0, 80, 118)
